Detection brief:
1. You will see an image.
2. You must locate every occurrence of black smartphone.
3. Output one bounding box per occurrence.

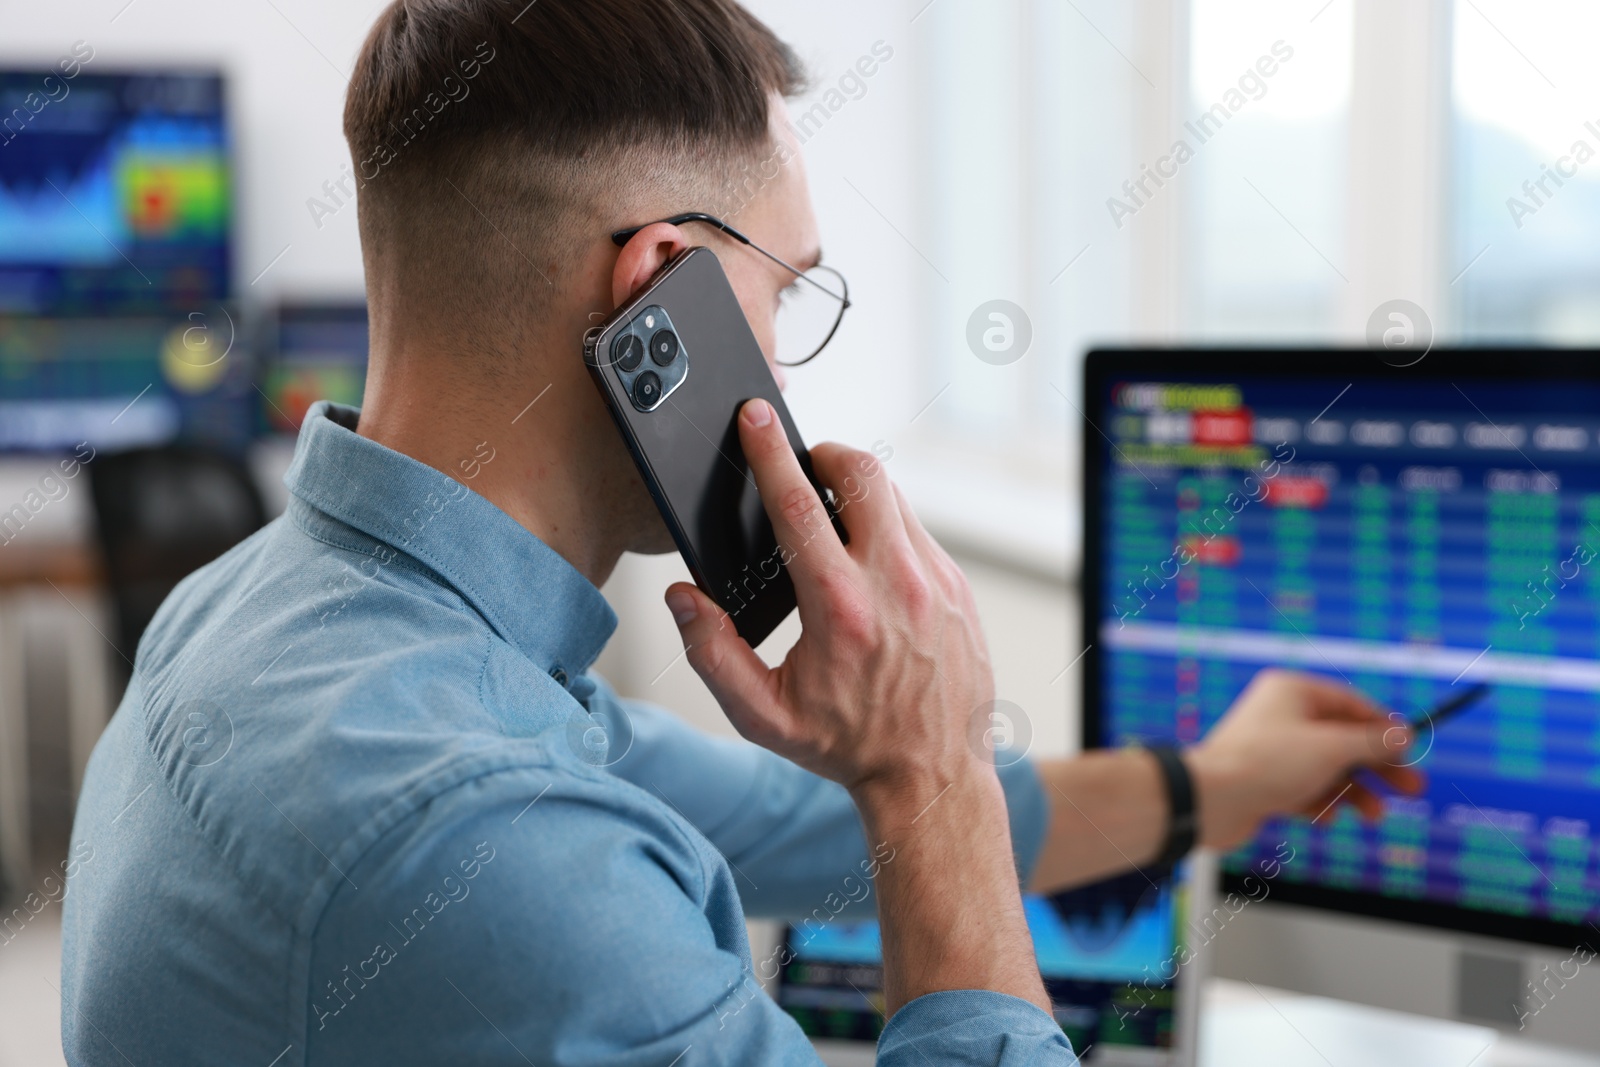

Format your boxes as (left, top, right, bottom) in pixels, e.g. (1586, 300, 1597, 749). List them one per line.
(583, 245, 836, 647)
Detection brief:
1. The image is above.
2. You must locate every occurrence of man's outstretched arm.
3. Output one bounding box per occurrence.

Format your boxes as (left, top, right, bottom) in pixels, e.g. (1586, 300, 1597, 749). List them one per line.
(603, 663, 1422, 907)
(1027, 669, 1426, 894)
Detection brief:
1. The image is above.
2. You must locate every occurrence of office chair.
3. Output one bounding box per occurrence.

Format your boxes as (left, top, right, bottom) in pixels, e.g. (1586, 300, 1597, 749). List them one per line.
(88, 446, 268, 669)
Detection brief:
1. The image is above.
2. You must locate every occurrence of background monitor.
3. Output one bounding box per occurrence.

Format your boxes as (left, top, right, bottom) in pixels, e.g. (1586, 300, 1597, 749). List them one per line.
(257, 301, 368, 435)
(0, 310, 251, 455)
(0, 66, 244, 456)
(1082, 348, 1600, 1050)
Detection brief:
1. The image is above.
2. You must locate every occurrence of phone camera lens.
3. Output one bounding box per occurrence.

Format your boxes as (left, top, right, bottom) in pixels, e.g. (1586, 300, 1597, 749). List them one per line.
(650, 329, 679, 366)
(613, 333, 645, 371)
(634, 370, 662, 407)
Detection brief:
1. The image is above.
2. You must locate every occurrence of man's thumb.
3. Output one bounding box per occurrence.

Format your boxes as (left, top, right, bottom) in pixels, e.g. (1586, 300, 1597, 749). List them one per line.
(1354, 717, 1412, 767)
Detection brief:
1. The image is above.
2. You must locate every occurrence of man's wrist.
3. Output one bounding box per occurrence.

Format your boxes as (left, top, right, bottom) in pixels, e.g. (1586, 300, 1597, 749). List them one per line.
(851, 761, 1004, 838)
(1183, 742, 1252, 851)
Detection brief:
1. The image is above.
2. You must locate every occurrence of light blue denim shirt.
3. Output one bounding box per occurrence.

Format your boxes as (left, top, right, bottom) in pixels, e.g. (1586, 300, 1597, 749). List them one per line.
(61, 402, 1076, 1065)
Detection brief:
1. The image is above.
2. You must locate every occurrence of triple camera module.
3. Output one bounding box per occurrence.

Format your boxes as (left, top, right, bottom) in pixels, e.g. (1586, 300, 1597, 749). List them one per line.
(609, 305, 688, 412)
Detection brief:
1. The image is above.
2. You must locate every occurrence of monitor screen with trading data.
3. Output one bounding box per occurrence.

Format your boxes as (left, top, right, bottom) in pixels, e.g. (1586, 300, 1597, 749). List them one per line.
(0, 66, 230, 315)
(1083, 349, 1600, 950)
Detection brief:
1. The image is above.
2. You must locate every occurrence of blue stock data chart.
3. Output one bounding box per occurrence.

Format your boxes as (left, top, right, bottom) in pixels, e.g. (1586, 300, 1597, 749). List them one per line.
(777, 870, 1186, 1053)
(1086, 356, 1600, 946)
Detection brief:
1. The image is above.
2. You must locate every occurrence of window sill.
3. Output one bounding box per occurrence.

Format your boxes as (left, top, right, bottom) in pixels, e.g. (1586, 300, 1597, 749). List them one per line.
(889, 436, 1079, 585)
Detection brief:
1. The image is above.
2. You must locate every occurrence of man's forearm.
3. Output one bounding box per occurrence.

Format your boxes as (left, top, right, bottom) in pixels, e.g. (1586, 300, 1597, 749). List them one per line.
(855, 766, 1050, 1016)
(1025, 747, 1169, 895)
(1027, 668, 1421, 895)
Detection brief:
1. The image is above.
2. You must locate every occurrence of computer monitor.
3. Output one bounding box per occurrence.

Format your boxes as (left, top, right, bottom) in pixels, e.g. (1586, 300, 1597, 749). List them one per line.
(0, 67, 231, 315)
(257, 302, 368, 435)
(0, 311, 253, 455)
(776, 862, 1209, 1065)
(0, 65, 242, 455)
(1082, 348, 1600, 1050)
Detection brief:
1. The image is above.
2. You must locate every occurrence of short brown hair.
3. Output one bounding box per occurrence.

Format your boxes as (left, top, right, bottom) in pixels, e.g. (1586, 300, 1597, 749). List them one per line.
(344, 0, 805, 345)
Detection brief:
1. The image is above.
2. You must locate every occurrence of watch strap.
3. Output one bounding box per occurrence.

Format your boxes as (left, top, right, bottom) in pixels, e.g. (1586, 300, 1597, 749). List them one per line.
(1144, 742, 1198, 870)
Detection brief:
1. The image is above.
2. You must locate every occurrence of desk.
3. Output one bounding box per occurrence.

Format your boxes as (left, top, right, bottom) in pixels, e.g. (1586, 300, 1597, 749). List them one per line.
(1203, 979, 1600, 1067)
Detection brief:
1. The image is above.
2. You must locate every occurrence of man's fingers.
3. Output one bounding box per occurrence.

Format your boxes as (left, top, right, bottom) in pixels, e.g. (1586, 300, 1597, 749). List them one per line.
(1295, 673, 1389, 723)
(1378, 720, 1414, 762)
(737, 400, 851, 592)
(1343, 780, 1385, 821)
(664, 583, 784, 742)
(1367, 760, 1426, 795)
(892, 483, 975, 608)
(808, 442, 907, 554)
(1294, 716, 1413, 790)
(1301, 783, 1343, 823)
(1272, 673, 1420, 770)
(891, 482, 940, 561)
(1301, 777, 1380, 823)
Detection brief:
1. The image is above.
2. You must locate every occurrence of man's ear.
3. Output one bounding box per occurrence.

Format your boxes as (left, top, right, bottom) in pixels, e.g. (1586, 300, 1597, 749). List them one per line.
(612, 223, 692, 308)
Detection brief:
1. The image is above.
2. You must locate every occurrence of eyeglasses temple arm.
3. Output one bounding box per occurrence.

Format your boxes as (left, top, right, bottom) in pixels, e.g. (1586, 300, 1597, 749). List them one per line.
(610, 213, 848, 305)
(610, 212, 754, 248)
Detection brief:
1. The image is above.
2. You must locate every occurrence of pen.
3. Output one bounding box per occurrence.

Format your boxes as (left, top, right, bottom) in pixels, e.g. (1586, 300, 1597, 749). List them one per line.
(1409, 682, 1492, 731)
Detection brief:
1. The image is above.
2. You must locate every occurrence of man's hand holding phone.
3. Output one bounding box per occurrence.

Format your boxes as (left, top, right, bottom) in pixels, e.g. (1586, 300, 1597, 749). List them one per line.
(664, 397, 990, 793)
(664, 398, 1053, 1016)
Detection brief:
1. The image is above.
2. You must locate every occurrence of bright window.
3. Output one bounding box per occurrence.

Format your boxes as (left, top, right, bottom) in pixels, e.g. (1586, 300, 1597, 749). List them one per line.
(1186, 0, 1352, 338)
(1451, 0, 1600, 340)
(918, 0, 1136, 441)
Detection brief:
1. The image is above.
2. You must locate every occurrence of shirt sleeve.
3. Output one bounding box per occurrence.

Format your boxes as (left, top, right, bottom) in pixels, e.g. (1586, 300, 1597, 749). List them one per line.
(305, 763, 820, 1066)
(303, 760, 1078, 1067)
(880, 991, 1080, 1066)
(591, 678, 1051, 921)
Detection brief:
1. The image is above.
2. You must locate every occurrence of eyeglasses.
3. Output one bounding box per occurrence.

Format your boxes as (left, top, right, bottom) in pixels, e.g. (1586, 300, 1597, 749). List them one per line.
(610, 212, 850, 367)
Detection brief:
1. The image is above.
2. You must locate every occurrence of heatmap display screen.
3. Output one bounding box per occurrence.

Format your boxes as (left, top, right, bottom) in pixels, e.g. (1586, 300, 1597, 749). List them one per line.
(0, 67, 243, 454)
(1083, 349, 1600, 950)
(0, 67, 230, 315)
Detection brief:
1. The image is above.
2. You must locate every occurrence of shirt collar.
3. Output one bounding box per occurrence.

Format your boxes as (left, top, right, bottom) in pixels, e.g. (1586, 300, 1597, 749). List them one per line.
(283, 401, 617, 680)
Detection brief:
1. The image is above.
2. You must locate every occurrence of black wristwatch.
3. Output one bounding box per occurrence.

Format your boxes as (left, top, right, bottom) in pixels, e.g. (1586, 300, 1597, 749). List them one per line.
(1143, 743, 1198, 871)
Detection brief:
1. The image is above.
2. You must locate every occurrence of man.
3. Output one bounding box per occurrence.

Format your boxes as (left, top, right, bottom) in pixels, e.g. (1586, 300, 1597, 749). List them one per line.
(61, 1, 1419, 1063)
